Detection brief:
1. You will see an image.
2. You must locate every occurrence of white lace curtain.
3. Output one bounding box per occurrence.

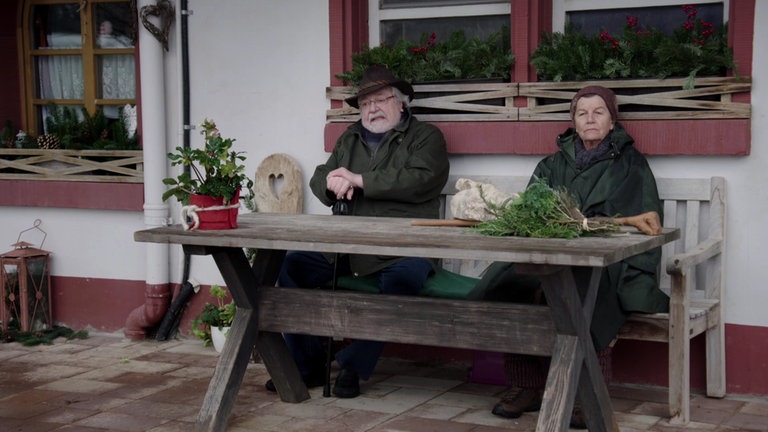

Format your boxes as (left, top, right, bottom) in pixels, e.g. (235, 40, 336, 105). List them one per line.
(38, 32, 135, 125)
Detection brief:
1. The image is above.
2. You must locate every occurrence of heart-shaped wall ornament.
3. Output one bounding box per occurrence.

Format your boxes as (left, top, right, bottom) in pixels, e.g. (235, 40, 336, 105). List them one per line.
(140, 0, 175, 51)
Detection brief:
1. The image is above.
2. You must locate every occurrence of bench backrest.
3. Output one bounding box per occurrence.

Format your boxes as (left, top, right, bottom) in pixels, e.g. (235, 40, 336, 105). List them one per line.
(439, 175, 726, 302)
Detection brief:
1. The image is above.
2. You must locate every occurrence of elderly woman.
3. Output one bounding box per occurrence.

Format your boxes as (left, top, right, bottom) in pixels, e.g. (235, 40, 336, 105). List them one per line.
(470, 86, 668, 428)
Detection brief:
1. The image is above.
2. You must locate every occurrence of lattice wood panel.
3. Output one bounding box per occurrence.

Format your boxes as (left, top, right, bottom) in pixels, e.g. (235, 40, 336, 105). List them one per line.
(327, 77, 750, 122)
(327, 82, 518, 122)
(0, 149, 143, 183)
(519, 77, 751, 121)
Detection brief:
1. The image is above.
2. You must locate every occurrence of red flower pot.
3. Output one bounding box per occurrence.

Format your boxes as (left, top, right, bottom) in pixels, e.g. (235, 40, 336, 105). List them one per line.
(187, 191, 240, 230)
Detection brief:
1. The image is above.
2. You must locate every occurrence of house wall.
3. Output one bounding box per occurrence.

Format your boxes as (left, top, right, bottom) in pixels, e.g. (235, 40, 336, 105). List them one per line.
(1, 0, 766, 395)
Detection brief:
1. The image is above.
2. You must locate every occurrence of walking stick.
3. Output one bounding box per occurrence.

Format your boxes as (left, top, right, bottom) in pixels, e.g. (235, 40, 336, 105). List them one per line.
(324, 198, 348, 397)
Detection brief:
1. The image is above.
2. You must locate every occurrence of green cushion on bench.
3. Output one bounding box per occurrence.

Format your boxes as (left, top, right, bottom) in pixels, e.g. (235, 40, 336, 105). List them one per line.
(422, 268, 481, 299)
(334, 268, 480, 299)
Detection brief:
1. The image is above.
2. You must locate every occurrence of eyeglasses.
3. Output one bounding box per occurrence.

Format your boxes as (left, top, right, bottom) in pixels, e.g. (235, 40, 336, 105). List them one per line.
(359, 95, 396, 110)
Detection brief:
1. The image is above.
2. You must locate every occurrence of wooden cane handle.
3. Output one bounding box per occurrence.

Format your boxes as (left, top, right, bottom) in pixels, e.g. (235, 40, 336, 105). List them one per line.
(410, 219, 480, 227)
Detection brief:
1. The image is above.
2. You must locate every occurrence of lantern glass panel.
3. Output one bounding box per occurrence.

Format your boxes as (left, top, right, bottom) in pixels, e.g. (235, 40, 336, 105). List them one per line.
(26, 256, 51, 331)
(1, 262, 19, 329)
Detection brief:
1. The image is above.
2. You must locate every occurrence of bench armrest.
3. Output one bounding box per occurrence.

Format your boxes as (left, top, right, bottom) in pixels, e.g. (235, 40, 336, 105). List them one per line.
(665, 237, 723, 276)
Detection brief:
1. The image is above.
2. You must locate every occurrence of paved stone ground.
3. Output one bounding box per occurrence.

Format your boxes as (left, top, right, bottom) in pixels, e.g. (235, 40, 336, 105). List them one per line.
(0, 332, 766, 431)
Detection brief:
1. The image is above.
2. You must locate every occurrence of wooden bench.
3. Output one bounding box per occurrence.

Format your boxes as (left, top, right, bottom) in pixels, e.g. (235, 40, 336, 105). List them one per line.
(329, 174, 725, 425)
(255, 175, 724, 426)
(435, 174, 726, 425)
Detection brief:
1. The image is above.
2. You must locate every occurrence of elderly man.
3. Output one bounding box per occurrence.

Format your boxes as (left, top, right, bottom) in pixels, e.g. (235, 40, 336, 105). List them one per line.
(264, 65, 450, 398)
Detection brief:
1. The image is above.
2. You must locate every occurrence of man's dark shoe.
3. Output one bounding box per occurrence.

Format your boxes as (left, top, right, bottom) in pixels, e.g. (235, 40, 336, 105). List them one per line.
(491, 387, 543, 419)
(265, 379, 277, 392)
(570, 402, 587, 429)
(332, 369, 360, 398)
(264, 370, 326, 393)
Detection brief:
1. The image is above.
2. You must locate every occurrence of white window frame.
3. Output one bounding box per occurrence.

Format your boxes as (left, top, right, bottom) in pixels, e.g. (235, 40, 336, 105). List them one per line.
(368, 0, 511, 46)
(552, 0, 729, 33)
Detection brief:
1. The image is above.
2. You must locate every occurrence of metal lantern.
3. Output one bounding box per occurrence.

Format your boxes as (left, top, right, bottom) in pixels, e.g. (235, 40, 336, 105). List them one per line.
(0, 220, 52, 332)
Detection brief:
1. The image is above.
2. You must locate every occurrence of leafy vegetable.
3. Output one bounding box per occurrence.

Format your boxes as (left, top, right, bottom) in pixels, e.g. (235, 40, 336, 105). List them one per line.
(472, 178, 620, 238)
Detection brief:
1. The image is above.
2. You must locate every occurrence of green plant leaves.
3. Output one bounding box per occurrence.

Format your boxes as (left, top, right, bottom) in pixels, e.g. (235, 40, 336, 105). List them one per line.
(473, 179, 620, 238)
(162, 120, 254, 204)
(336, 28, 514, 85)
(190, 285, 235, 346)
(531, 12, 734, 83)
(37, 104, 139, 150)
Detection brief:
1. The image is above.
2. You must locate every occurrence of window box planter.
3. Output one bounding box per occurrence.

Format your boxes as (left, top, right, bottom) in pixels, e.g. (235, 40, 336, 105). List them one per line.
(0, 149, 143, 183)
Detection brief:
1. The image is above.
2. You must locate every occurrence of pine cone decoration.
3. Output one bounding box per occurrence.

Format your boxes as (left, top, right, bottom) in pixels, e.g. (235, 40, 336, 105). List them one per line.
(37, 134, 61, 149)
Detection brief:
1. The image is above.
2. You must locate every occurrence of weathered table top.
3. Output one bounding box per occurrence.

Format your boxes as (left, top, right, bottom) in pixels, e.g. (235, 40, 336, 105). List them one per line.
(135, 212, 679, 267)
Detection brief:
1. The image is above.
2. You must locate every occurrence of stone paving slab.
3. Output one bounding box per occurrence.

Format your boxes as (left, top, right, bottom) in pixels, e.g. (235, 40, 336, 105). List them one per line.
(0, 331, 766, 432)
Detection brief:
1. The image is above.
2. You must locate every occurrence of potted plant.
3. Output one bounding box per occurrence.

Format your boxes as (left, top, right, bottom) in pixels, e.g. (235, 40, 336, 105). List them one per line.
(190, 284, 235, 352)
(336, 28, 514, 86)
(331, 29, 515, 118)
(162, 119, 254, 230)
(530, 5, 735, 88)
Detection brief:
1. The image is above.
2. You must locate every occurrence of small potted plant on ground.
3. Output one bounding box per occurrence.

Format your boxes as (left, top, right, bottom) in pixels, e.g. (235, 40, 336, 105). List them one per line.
(162, 119, 254, 230)
(190, 284, 235, 352)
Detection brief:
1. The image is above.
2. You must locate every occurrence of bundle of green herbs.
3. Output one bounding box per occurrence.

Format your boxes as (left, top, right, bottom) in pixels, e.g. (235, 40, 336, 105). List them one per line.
(472, 179, 620, 238)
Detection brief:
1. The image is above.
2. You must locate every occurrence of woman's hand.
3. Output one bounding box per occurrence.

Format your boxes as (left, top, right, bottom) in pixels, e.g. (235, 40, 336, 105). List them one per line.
(615, 211, 662, 235)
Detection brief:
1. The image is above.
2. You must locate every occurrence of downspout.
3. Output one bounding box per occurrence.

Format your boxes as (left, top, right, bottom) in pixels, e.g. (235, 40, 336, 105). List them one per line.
(124, 0, 175, 339)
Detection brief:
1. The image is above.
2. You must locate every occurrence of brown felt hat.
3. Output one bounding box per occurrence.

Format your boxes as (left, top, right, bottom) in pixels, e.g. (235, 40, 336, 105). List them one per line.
(345, 65, 414, 109)
(570, 86, 619, 121)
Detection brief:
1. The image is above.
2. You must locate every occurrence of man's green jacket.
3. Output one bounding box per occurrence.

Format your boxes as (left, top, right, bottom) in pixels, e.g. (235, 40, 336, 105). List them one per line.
(310, 110, 450, 276)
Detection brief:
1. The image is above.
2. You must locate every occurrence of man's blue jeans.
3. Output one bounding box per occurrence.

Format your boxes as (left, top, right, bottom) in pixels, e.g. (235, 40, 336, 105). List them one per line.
(277, 250, 432, 380)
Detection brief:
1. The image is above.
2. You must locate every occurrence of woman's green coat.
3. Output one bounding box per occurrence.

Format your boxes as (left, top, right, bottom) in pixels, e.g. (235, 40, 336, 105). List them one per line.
(470, 123, 669, 349)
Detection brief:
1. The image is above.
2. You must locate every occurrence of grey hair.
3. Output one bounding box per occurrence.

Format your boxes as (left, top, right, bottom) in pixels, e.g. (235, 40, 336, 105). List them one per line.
(391, 87, 410, 108)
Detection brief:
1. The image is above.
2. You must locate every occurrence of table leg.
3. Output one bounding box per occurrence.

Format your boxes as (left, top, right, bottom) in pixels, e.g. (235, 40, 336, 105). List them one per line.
(192, 247, 308, 432)
(519, 265, 618, 432)
(195, 305, 259, 432)
(249, 248, 311, 403)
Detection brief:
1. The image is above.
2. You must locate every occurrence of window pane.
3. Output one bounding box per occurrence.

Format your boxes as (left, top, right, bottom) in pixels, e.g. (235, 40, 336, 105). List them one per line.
(567, 4, 723, 36)
(95, 2, 135, 48)
(381, 15, 509, 45)
(36, 55, 84, 99)
(32, 4, 81, 49)
(382, 0, 507, 8)
(97, 54, 136, 118)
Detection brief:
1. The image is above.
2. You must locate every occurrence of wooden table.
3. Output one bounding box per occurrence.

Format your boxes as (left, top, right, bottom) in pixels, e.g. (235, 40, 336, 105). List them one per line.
(134, 213, 679, 432)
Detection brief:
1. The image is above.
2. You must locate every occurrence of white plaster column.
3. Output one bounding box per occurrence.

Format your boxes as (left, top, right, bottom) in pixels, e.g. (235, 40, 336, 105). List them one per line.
(124, 0, 174, 339)
(138, 0, 171, 286)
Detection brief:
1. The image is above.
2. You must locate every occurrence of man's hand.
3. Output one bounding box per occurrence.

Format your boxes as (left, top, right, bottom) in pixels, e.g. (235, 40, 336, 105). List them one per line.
(326, 167, 363, 200)
(614, 211, 662, 235)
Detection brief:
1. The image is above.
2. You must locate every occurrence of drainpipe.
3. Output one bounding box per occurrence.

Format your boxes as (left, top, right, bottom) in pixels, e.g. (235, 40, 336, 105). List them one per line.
(124, 0, 175, 339)
(154, 0, 195, 341)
